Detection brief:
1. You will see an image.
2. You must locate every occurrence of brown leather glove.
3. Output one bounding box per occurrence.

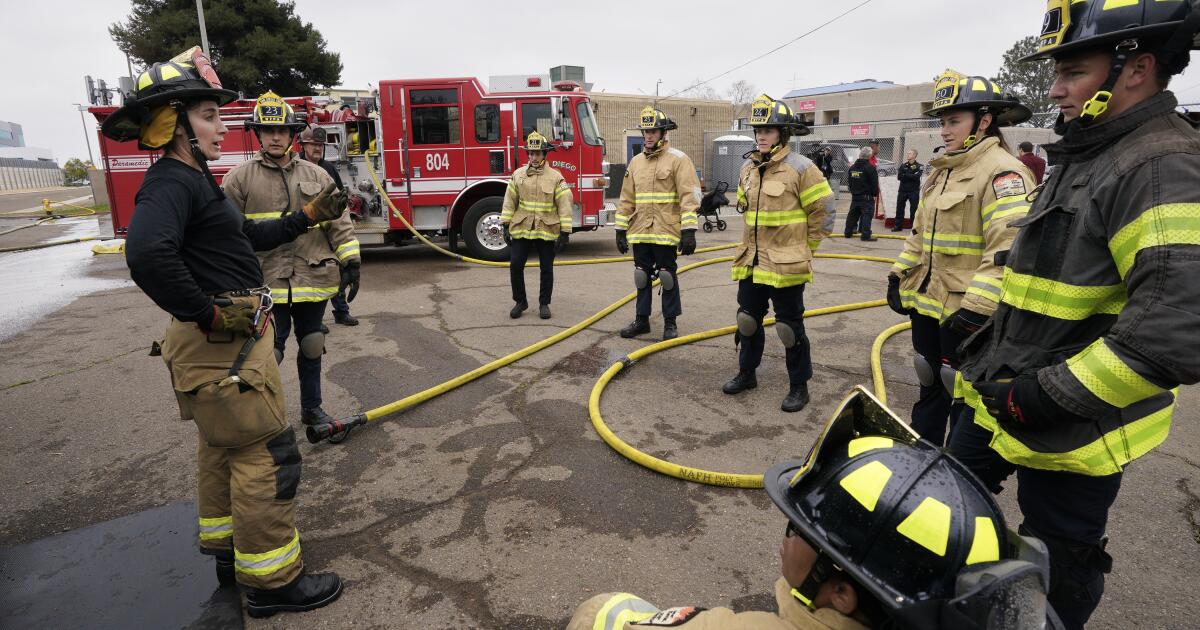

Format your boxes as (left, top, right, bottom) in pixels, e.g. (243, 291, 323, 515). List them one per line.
(200, 302, 256, 335)
(302, 183, 348, 222)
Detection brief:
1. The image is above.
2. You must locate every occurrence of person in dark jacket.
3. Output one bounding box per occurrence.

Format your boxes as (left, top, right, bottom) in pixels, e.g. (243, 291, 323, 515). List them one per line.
(893, 149, 922, 231)
(843, 147, 878, 241)
(1017, 141, 1046, 183)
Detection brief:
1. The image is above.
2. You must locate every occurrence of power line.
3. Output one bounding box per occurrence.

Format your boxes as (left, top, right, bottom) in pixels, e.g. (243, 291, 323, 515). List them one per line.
(659, 0, 878, 103)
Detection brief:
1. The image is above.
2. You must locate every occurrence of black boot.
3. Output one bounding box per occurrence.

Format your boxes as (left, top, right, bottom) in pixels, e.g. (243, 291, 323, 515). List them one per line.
(244, 571, 343, 618)
(539, 304, 551, 319)
(662, 317, 678, 340)
(781, 383, 810, 412)
(214, 551, 234, 587)
(333, 312, 359, 326)
(510, 301, 528, 319)
(301, 406, 333, 426)
(722, 370, 757, 395)
(619, 316, 650, 338)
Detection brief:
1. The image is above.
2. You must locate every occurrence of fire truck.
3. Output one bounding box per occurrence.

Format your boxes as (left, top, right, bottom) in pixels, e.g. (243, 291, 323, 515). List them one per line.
(90, 77, 613, 261)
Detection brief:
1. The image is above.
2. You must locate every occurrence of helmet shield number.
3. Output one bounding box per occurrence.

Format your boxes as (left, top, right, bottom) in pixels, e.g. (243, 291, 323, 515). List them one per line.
(1037, 0, 1070, 53)
(749, 95, 774, 125)
(931, 73, 963, 110)
(639, 105, 659, 129)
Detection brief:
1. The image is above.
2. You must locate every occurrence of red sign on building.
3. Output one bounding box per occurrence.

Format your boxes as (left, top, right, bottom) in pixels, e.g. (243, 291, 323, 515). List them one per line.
(849, 124, 873, 137)
(796, 100, 817, 112)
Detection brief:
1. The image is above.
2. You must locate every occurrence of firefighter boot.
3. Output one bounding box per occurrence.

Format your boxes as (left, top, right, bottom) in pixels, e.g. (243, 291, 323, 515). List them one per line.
(663, 317, 678, 341)
(539, 304, 551, 319)
(214, 551, 234, 587)
(619, 316, 651, 339)
(244, 571, 344, 619)
(333, 312, 359, 326)
(722, 370, 757, 395)
(781, 383, 810, 413)
(301, 406, 334, 426)
(510, 301, 528, 319)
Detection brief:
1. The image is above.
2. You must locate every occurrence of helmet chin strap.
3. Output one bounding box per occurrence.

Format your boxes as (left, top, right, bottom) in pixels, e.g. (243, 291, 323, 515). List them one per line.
(962, 109, 984, 149)
(1080, 40, 1139, 126)
(172, 100, 225, 199)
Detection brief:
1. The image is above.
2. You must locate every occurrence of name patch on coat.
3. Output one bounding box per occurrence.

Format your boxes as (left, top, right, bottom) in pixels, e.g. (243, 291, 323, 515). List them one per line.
(991, 171, 1027, 199)
(630, 606, 707, 626)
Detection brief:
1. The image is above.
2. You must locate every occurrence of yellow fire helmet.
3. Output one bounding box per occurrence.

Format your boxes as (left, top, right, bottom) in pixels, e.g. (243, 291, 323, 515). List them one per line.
(748, 94, 810, 136)
(248, 90, 306, 131)
(638, 105, 677, 131)
(524, 131, 555, 152)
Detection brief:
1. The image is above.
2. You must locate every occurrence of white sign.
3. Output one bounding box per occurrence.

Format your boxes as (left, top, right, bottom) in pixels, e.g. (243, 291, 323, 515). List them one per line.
(108, 157, 152, 170)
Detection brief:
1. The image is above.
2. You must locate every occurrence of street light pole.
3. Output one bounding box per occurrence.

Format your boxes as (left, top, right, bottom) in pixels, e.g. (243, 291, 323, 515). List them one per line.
(195, 0, 210, 57)
(72, 104, 95, 165)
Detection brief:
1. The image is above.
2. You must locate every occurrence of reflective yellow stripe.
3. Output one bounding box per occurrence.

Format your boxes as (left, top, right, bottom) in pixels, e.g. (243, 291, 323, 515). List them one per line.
(634, 193, 681, 204)
(899, 290, 947, 320)
(838, 460, 892, 511)
(555, 186, 570, 199)
(1108, 203, 1200, 279)
(896, 497, 952, 556)
(235, 529, 301, 576)
(198, 515, 233, 541)
(893, 250, 920, 270)
(1066, 338, 1166, 408)
(799, 180, 833, 206)
(731, 265, 812, 288)
(591, 593, 658, 630)
(518, 201, 557, 213)
(335, 239, 360, 261)
(736, 186, 747, 206)
(922, 231, 985, 255)
(965, 517, 1000, 565)
(245, 212, 284, 220)
(980, 195, 1029, 231)
(615, 214, 630, 228)
(509, 229, 558, 241)
(999, 268, 1125, 320)
(507, 181, 518, 193)
(628, 233, 680, 246)
(966, 275, 1003, 303)
(746, 208, 808, 227)
(270, 286, 339, 303)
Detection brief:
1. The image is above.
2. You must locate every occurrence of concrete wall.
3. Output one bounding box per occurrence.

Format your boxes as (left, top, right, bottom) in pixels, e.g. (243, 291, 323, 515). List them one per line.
(0, 158, 64, 191)
(591, 93, 733, 168)
(783, 82, 935, 127)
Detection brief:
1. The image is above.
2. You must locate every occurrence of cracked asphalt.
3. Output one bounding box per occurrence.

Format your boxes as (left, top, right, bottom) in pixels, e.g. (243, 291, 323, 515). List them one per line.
(0, 210, 1197, 628)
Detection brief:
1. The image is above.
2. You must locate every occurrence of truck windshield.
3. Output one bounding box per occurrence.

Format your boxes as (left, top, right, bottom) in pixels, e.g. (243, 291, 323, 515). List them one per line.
(576, 101, 602, 146)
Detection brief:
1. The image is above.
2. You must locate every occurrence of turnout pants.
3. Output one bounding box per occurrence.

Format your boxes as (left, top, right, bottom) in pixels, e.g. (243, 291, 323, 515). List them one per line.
(844, 194, 875, 239)
(509, 237, 556, 306)
(331, 288, 350, 316)
(161, 305, 305, 590)
(633, 243, 681, 318)
(736, 279, 812, 385)
(949, 411, 1121, 630)
(895, 189, 919, 229)
(909, 313, 962, 446)
(273, 300, 328, 410)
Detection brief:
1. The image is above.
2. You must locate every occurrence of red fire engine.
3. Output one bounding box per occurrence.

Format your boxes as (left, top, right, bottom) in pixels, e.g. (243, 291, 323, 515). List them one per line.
(90, 77, 612, 261)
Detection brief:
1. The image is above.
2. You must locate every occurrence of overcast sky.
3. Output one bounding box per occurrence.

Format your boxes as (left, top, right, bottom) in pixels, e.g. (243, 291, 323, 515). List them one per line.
(9, 0, 1200, 164)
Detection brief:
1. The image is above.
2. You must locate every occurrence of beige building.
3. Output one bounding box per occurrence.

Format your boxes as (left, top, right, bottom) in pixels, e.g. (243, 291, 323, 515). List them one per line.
(590, 93, 733, 166)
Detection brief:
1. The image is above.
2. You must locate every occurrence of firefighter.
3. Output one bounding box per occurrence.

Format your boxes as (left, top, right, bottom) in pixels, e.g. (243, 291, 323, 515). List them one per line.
(885, 71, 1035, 447)
(500, 131, 573, 319)
(615, 106, 702, 341)
(566, 388, 1056, 630)
(105, 47, 344, 616)
(298, 124, 358, 327)
(843, 146, 878, 241)
(722, 95, 833, 413)
(949, 3, 1200, 628)
(223, 92, 362, 443)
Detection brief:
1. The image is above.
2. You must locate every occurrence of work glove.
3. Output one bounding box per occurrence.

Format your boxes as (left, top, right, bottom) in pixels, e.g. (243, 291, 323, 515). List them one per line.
(555, 231, 569, 254)
(339, 261, 361, 302)
(502, 224, 512, 245)
(679, 229, 697, 256)
(615, 229, 629, 254)
(200, 301, 256, 336)
(940, 308, 989, 368)
(302, 182, 349, 223)
(886, 275, 908, 315)
(973, 373, 1088, 432)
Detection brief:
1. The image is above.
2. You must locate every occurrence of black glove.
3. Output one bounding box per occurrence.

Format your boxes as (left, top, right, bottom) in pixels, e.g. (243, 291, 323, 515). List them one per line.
(940, 308, 989, 367)
(502, 224, 512, 245)
(555, 231, 569, 254)
(679, 229, 697, 256)
(886, 275, 908, 315)
(973, 374, 1088, 432)
(339, 261, 361, 302)
(615, 229, 629, 254)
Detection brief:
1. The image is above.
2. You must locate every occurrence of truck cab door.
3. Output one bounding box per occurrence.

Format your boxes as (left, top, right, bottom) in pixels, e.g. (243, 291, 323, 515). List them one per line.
(406, 86, 466, 201)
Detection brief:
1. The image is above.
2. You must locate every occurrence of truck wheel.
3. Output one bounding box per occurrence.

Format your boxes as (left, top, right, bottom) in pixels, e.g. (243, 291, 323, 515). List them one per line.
(462, 197, 509, 262)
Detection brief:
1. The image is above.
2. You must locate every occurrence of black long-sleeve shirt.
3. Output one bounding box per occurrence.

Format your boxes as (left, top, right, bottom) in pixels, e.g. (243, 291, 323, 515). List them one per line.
(897, 160, 923, 192)
(125, 157, 312, 324)
(847, 158, 878, 197)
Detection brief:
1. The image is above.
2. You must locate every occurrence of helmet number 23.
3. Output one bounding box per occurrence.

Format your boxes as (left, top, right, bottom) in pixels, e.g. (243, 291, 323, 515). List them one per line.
(425, 153, 450, 172)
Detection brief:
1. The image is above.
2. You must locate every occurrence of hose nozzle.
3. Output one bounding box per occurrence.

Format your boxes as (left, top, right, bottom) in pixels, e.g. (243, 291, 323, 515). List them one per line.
(306, 413, 367, 444)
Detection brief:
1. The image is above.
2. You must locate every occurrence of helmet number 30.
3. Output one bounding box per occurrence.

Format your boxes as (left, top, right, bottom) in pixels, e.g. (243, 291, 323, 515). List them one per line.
(425, 153, 450, 172)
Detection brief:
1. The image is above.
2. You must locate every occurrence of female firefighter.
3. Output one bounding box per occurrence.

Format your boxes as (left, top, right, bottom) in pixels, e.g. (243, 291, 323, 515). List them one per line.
(722, 95, 833, 413)
(885, 71, 1035, 446)
(103, 47, 346, 617)
(500, 131, 573, 319)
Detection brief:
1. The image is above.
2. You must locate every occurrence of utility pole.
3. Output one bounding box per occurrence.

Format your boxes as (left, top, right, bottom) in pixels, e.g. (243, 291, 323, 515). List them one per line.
(72, 104, 95, 165)
(195, 0, 210, 57)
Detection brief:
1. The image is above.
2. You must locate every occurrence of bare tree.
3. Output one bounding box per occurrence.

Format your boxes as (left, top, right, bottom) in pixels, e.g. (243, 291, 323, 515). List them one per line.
(678, 78, 721, 100)
(727, 79, 756, 122)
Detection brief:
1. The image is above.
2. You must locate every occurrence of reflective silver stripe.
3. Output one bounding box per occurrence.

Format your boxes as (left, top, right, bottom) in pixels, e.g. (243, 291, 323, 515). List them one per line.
(969, 278, 1002, 299)
(601, 594, 659, 630)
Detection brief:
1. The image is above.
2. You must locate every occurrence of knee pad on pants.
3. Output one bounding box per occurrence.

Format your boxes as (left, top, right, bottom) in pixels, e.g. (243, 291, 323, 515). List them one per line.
(299, 331, 325, 359)
(657, 269, 675, 291)
(634, 267, 650, 289)
(736, 309, 759, 337)
(775, 319, 800, 349)
(913, 355, 938, 387)
(940, 364, 957, 395)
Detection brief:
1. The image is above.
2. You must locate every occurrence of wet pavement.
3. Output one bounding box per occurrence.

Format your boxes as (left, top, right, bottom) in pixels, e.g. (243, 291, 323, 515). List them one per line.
(0, 210, 1197, 628)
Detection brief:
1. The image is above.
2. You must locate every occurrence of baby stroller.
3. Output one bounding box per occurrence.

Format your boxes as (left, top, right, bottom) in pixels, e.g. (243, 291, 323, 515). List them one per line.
(699, 180, 730, 232)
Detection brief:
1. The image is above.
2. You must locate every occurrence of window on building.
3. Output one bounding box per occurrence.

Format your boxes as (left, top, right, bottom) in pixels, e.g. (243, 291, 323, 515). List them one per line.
(411, 89, 460, 145)
(475, 104, 500, 143)
(822, 110, 840, 125)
